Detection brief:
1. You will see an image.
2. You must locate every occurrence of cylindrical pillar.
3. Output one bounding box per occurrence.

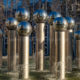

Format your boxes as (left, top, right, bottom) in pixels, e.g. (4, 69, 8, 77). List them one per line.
(36, 26, 39, 70)
(7, 30, 16, 71)
(38, 23, 45, 71)
(0, 30, 3, 67)
(65, 17, 75, 72)
(75, 31, 80, 69)
(53, 17, 68, 80)
(65, 30, 73, 72)
(48, 12, 61, 73)
(6, 18, 18, 71)
(19, 36, 29, 79)
(17, 21, 32, 79)
(15, 8, 30, 65)
(33, 9, 47, 71)
(50, 25, 55, 72)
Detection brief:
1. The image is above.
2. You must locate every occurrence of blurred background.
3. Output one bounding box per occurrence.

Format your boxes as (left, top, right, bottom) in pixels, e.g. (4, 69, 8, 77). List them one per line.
(0, 0, 80, 57)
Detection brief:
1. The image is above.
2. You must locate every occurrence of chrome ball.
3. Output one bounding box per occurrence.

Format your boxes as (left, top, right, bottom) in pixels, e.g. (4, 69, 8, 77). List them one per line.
(33, 9, 48, 23)
(5, 17, 18, 30)
(53, 17, 68, 31)
(65, 17, 75, 29)
(17, 21, 32, 36)
(15, 8, 30, 22)
(75, 31, 80, 40)
(48, 11, 61, 24)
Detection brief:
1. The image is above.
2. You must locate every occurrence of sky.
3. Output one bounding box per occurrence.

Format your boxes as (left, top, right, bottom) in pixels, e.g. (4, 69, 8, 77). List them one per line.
(3, 0, 52, 9)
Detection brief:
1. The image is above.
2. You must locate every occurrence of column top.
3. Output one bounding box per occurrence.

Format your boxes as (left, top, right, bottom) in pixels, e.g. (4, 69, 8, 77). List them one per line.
(17, 21, 32, 36)
(33, 9, 48, 23)
(15, 8, 30, 22)
(53, 17, 68, 31)
(5, 17, 18, 30)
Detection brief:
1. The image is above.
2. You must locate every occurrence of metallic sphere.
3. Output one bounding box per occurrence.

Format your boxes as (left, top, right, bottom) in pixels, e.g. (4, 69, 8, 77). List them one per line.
(17, 21, 32, 36)
(15, 8, 30, 22)
(53, 17, 68, 31)
(33, 9, 48, 23)
(75, 31, 80, 40)
(5, 17, 18, 30)
(48, 11, 61, 24)
(65, 17, 75, 29)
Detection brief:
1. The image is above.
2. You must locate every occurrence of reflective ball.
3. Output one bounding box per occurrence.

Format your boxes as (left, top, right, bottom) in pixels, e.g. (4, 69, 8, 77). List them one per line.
(5, 17, 18, 30)
(53, 17, 68, 31)
(48, 11, 61, 24)
(65, 17, 75, 29)
(33, 9, 48, 23)
(15, 8, 30, 22)
(17, 21, 32, 36)
(75, 31, 80, 40)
